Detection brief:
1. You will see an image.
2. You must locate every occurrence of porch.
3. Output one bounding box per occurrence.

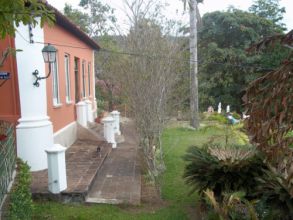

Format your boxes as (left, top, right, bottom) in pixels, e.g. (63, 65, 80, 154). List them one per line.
(31, 119, 141, 205)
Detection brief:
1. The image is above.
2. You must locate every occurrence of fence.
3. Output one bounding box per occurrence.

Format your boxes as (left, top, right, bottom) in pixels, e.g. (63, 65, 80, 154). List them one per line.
(0, 121, 16, 208)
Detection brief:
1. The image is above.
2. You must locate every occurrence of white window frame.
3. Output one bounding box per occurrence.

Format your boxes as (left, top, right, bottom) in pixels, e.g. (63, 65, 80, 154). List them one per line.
(82, 60, 86, 98)
(88, 62, 91, 97)
(65, 54, 71, 103)
(52, 58, 61, 106)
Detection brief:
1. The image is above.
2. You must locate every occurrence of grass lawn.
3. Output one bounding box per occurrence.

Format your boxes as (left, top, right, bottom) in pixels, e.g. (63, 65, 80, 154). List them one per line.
(32, 121, 246, 220)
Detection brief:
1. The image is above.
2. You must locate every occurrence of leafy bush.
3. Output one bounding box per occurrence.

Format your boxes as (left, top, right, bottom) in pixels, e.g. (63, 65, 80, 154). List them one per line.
(8, 158, 33, 220)
(206, 113, 228, 124)
(231, 112, 241, 120)
(183, 144, 267, 199)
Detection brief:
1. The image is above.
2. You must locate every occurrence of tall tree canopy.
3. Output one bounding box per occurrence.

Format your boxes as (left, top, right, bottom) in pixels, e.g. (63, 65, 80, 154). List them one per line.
(249, 0, 286, 30)
(198, 9, 290, 112)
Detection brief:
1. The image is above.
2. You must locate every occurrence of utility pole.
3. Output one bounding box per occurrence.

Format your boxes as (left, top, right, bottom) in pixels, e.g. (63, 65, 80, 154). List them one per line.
(189, 0, 199, 129)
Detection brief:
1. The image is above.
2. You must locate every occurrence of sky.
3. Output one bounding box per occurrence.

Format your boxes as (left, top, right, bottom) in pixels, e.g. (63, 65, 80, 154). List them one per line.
(48, 0, 293, 32)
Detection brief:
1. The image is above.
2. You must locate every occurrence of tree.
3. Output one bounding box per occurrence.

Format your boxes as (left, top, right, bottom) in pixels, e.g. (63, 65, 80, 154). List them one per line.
(63, 3, 89, 34)
(198, 9, 290, 112)
(122, 20, 182, 177)
(249, 0, 286, 30)
(0, 0, 54, 39)
(99, 0, 184, 179)
(63, 0, 117, 37)
(182, 0, 203, 129)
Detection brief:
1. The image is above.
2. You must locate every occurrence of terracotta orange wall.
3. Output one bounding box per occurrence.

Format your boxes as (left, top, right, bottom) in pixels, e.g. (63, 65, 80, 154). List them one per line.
(44, 23, 94, 132)
(0, 37, 20, 123)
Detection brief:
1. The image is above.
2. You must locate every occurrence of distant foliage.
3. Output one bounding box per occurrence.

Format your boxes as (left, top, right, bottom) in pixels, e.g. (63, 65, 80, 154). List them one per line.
(8, 159, 33, 220)
(63, 0, 117, 37)
(249, 0, 286, 30)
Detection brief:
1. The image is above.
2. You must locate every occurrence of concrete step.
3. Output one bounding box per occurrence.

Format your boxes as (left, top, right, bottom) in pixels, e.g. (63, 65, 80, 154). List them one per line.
(86, 197, 123, 205)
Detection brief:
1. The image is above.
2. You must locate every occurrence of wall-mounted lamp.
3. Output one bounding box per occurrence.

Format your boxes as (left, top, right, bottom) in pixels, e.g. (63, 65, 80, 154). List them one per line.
(33, 44, 57, 87)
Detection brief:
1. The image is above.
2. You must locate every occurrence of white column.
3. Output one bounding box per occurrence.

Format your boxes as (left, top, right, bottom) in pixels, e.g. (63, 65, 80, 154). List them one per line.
(46, 144, 67, 194)
(101, 116, 116, 148)
(85, 99, 94, 123)
(110, 110, 121, 135)
(15, 21, 53, 171)
(76, 101, 88, 127)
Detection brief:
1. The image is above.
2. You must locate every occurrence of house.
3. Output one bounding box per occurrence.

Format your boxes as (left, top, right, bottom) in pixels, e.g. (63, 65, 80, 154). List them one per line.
(0, 4, 100, 172)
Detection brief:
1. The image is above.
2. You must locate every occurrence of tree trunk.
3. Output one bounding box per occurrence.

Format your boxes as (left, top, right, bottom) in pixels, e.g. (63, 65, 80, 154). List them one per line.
(189, 0, 200, 129)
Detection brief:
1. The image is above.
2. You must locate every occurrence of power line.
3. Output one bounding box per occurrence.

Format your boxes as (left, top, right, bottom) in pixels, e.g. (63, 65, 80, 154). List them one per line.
(0, 10, 55, 15)
(15, 30, 276, 71)
(16, 30, 198, 63)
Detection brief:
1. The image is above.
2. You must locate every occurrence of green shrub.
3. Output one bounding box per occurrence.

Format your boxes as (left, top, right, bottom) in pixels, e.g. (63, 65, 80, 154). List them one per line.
(8, 158, 33, 220)
(231, 112, 241, 120)
(206, 113, 228, 124)
(183, 144, 267, 199)
(254, 169, 293, 220)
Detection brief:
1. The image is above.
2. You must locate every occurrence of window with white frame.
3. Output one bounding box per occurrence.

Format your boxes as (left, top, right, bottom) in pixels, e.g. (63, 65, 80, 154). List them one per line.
(52, 59, 60, 106)
(65, 54, 71, 103)
(88, 62, 91, 97)
(82, 61, 86, 98)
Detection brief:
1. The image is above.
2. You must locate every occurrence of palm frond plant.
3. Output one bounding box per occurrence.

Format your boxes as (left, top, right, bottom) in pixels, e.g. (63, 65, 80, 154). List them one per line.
(183, 144, 267, 199)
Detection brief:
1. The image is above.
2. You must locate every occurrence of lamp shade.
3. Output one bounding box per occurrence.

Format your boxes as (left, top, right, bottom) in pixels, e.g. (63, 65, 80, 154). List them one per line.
(42, 44, 57, 63)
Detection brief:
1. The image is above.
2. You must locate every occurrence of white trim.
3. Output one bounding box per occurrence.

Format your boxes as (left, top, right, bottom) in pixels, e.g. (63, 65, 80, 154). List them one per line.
(82, 60, 86, 98)
(88, 62, 91, 97)
(53, 103, 63, 108)
(52, 58, 61, 106)
(54, 121, 77, 148)
(65, 54, 71, 103)
(17, 116, 52, 129)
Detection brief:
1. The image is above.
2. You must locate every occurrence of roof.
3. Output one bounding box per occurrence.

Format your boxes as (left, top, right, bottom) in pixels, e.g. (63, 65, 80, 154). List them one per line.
(46, 4, 100, 51)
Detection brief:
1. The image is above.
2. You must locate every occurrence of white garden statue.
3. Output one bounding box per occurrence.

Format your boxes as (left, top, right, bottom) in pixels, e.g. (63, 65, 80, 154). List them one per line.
(226, 105, 230, 113)
(217, 102, 222, 114)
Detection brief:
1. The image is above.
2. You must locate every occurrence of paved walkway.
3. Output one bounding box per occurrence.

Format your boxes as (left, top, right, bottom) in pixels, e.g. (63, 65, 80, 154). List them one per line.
(86, 120, 141, 205)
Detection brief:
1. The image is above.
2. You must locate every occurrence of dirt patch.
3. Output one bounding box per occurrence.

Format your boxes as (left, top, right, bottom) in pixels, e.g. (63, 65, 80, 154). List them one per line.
(119, 175, 169, 213)
(186, 204, 205, 220)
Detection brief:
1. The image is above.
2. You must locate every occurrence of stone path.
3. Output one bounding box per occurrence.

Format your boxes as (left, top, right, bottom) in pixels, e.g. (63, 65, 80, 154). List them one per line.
(86, 120, 141, 205)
